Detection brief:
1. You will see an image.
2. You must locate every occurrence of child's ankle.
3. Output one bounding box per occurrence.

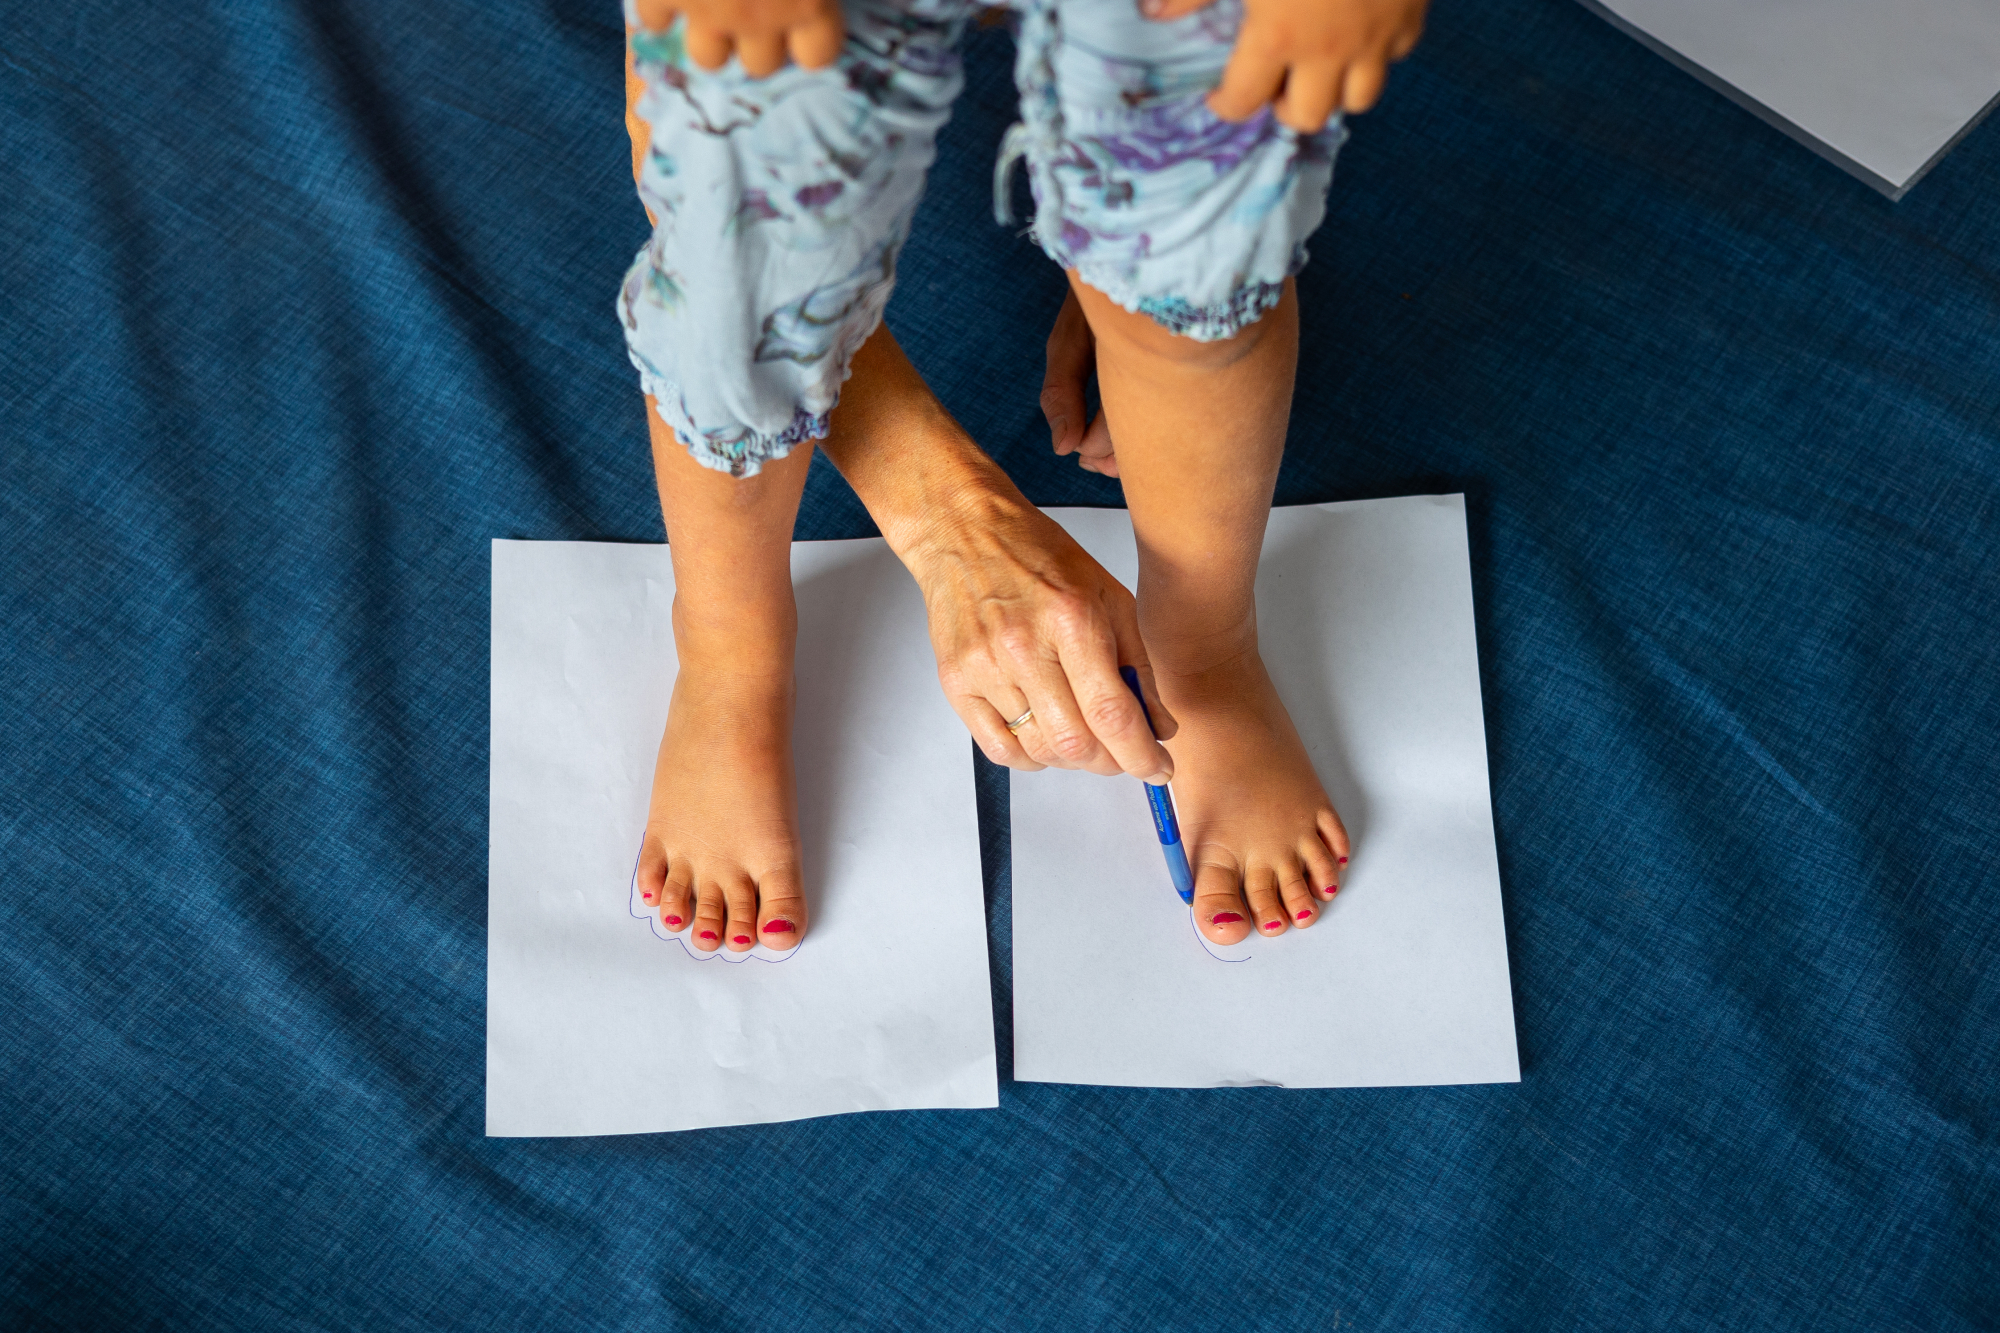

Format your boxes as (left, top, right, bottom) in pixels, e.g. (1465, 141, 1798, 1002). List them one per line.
(670, 607, 796, 680)
(1139, 609, 1259, 678)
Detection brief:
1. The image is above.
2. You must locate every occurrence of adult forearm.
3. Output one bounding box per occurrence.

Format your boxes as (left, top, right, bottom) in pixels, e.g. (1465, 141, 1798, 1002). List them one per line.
(817, 324, 1033, 575)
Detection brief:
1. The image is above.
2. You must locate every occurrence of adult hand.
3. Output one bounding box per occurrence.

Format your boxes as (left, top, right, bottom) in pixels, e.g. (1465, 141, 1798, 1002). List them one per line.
(633, 0, 844, 78)
(1140, 0, 1427, 131)
(905, 497, 1177, 782)
(1040, 290, 1121, 478)
(817, 322, 1174, 783)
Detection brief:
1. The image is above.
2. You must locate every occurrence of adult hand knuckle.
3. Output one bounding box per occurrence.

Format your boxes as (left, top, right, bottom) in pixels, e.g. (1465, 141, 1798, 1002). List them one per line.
(996, 626, 1038, 660)
(1049, 594, 1093, 635)
(1051, 728, 1095, 762)
(1084, 695, 1132, 733)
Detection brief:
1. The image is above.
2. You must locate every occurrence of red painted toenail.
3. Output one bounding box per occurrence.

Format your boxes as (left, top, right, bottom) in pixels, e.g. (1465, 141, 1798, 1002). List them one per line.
(643, 892, 654, 900)
(698, 930, 717, 940)
(1338, 856, 1348, 864)
(1212, 912, 1244, 924)
(733, 935, 751, 944)
(762, 920, 795, 933)
(665, 915, 682, 926)
(1296, 908, 1312, 920)
(1265, 921, 1283, 930)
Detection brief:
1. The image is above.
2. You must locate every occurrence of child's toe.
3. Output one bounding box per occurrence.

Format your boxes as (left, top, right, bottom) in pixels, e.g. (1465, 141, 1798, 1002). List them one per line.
(722, 877, 758, 951)
(755, 867, 806, 948)
(1192, 861, 1252, 943)
(1277, 865, 1319, 929)
(691, 877, 727, 951)
(637, 838, 668, 912)
(1316, 810, 1350, 872)
(1300, 836, 1339, 902)
(658, 861, 694, 931)
(1244, 867, 1288, 936)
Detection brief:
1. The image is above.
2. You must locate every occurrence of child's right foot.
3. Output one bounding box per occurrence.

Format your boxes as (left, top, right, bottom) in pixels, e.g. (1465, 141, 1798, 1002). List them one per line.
(634, 651, 806, 953)
(1152, 645, 1350, 947)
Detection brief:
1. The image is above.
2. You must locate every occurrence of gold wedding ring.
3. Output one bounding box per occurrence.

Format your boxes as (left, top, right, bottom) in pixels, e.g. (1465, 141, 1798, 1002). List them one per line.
(1004, 707, 1035, 734)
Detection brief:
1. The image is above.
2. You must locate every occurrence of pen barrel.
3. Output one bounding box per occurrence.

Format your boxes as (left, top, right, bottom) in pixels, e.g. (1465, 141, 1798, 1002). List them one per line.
(1142, 782, 1181, 845)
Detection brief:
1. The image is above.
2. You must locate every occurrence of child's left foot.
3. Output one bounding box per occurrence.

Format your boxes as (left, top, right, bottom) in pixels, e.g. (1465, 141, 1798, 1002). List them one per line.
(1154, 646, 1349, 945)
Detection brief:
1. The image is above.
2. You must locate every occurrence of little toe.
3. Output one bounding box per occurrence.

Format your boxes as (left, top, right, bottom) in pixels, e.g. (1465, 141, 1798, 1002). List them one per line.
(1244, 867, 1289, 936)
(1192, 861, 1251, 943)
(691, 877, 727, 951)
(637, 838, 668, 912)
(1318, 809, 1352, 868)
(756, 867, 806, 949)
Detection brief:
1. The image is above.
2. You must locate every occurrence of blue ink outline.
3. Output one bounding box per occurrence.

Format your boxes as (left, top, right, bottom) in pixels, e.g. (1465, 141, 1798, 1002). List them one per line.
(1189, 907, 1251, 963)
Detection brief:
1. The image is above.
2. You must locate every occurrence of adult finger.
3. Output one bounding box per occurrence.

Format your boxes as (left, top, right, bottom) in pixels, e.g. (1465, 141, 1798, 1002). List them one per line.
(1049, 597, 1176, 781)
(1002, 645, 1123, 776)
(1274, 62, 1341, 133)
(737, 29, 787, 77)
(1206, 36, 1288, 123)
(1136, 0, 1216, 21)
(683, 19, 733, 69)
(1341, 60, 1388, 114)
(1041, 290, 1095, 458)
(960, 692, 1047, 773)
(788, 12, 844, 68)
(633, 0, 678, 31)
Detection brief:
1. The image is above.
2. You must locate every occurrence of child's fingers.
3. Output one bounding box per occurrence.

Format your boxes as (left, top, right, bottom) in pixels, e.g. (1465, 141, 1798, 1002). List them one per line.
(788, 13, 844, 68)
(1274, 63, 1341, 132)
(683, 19, 734, 69)
(633, 0, 678, 31)
(1206, 37, 1288, 123)
(1340, 60, 1388, 114)
(1040, 291, 1095, 457)
(1074, 412, 1118, 477)
(737, 30, 786, 77)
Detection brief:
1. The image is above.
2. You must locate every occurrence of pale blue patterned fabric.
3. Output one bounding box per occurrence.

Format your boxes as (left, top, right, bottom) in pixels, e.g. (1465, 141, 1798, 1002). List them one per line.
(622, 0, 1341, 475)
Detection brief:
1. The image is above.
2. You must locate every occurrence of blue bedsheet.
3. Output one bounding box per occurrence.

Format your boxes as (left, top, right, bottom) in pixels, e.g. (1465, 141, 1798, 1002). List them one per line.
(4, 1, 1996, 1327)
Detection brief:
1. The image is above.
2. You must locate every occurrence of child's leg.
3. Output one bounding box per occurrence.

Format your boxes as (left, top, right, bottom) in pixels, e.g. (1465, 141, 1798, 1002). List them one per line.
(634, 407, 813, 950)
(620, 5, 966, 948)
(1070, 274, 1350, 945)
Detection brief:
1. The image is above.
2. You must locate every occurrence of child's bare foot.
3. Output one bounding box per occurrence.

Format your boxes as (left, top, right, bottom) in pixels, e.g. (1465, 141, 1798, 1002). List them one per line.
(634, 653, 806, 953)
(1155, 645, 1349, 945)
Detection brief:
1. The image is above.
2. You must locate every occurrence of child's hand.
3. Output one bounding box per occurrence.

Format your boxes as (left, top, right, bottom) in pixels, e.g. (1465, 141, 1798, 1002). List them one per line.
(1142, 0, 1427, 132)
(634, 0, 844, 78)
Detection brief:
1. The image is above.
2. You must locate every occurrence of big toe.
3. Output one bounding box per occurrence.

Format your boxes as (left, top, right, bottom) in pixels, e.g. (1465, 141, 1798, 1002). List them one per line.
(1193, 862, 1251, 944)
(756, 868, 806, 950)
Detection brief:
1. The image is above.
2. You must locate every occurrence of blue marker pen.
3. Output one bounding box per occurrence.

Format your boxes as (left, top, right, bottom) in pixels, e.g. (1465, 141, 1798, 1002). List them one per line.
(1120, 665, 1195, 905)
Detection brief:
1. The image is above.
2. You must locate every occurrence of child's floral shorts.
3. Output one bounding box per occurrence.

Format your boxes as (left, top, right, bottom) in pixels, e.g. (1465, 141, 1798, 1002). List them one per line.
(621, 0, 1344, 475)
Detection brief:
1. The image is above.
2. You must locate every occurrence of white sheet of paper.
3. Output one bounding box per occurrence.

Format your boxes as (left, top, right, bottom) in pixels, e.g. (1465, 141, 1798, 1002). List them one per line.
(487, 538, 997, 1136)
(1581, 0, 2000, 196)
(1011, 499, 1519, 1089)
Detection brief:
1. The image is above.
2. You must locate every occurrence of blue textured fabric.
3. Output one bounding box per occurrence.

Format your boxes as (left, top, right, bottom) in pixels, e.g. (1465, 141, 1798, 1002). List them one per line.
(4, 0, 1996, 1328)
